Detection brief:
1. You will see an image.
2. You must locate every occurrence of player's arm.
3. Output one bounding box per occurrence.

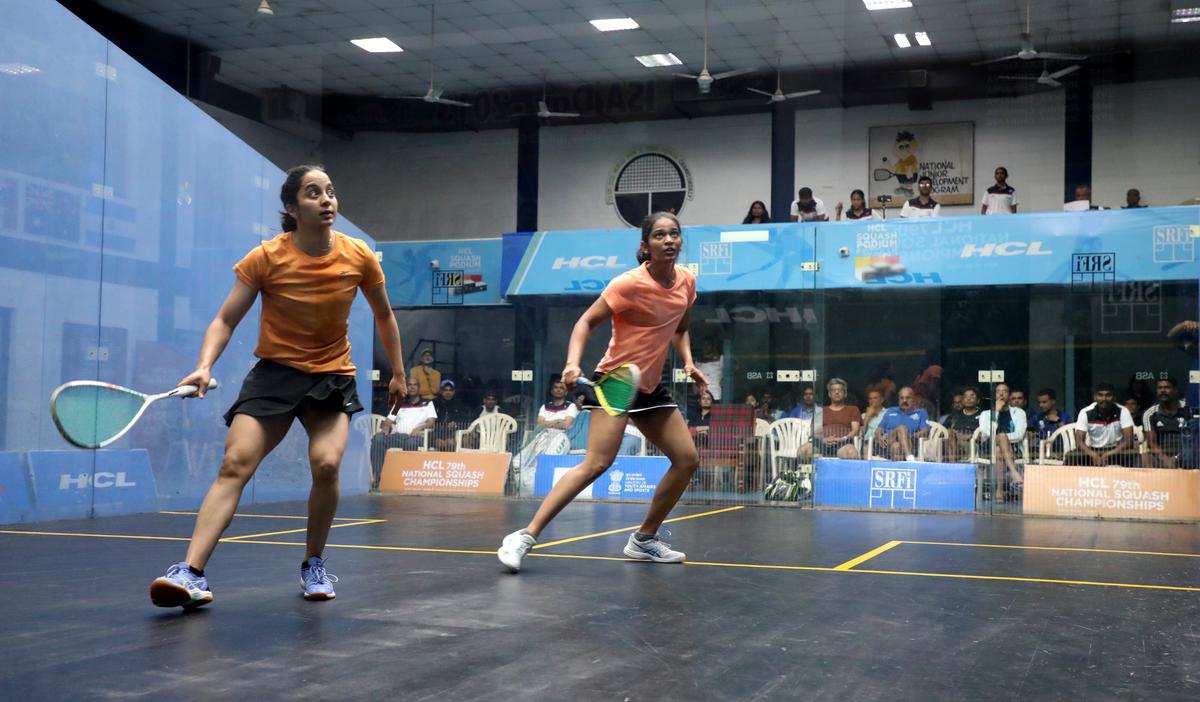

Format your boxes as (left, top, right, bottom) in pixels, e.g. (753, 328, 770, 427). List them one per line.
(362, 283, 407, 409)
(178, 280, 258, 397)
(562, 297, 614, 387)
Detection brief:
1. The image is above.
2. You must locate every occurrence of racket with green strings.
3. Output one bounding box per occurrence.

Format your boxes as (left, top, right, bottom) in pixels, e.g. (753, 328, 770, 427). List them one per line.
(576, 364, 641, 416)
(50, 378, 218, 449)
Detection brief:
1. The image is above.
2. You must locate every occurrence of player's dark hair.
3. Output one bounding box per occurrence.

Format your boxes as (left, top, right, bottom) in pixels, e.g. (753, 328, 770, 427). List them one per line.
(637, 211, 681, 263)
(279, 164, 326, 232)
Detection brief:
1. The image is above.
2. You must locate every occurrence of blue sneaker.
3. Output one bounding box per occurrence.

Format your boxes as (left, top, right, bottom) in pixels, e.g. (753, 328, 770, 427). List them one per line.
(301, 556, 338, 601)
(150, 562, 213, 608)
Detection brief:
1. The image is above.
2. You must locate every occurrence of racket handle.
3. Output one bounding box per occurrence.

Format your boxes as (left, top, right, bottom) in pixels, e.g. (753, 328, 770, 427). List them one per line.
(170, 378, 219, 398)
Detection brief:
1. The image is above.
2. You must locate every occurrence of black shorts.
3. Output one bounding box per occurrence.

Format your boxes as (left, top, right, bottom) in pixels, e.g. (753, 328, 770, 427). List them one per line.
(578, 371, 677, 414)
(223, 359, 364, 427)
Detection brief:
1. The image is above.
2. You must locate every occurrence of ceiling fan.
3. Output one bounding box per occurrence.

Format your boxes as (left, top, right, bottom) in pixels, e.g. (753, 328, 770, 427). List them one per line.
(998, 61, 1080, 88)
(674, 0, 752, 94)
(398, 1, 471, 108)
(536, 77, 579, 119)
(747, 55, 820, 104)
(973, 0, 1087, 66)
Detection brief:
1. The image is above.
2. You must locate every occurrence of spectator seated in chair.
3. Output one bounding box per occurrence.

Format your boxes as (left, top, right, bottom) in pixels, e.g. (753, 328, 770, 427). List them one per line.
(944, 386, 982, 461)
(1144, 377, 1194, 469)
(801, 377, 860, 460)
(431, 379, 472, 451)
(369, 380, 435, 488)
(1065, 383, 1139, 467)
(977, 383, 1027, 494)
(872, 386, 928, 461)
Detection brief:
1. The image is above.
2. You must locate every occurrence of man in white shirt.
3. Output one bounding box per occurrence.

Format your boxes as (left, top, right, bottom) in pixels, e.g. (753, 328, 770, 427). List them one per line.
(900, 176, 941, 218)
(1063, 184, 1099, 212)
(980, 166, 1018, 215)
(1066, 382, 1138, 466)
(978, 383, 1027, 494)
(370, 379, 437, 487)
(789, 187, 829, 222)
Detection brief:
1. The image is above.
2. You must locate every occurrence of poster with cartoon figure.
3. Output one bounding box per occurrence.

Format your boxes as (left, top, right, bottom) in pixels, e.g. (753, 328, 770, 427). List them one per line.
(868, 122, 974, 209)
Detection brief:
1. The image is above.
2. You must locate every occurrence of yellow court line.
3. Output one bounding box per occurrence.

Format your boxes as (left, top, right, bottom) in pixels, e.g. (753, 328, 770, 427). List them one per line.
(851, 567, 1200, 593)
(533, 505, 745, 550)
(901, 540, 1200, 559)
(223, 519, 385, 542)
(834, 540, 904, 571)
(2, 529, 1198, 592)
(160, 511, 371, 522)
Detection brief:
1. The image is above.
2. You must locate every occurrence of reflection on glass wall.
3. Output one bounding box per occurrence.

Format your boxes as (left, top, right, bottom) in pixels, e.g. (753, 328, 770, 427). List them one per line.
(0, 2, 376, 524)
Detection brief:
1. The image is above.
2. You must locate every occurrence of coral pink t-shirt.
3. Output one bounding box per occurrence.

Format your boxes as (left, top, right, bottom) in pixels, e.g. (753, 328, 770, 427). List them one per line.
(597, 263, 697, 393)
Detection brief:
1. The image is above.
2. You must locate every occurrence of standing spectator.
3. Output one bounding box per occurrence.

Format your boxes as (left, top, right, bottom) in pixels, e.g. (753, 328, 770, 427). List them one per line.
(1008, 388, 1027, 411)
(742, 200, 771, 224)
(978, 383, 1027, 494)
(1122, 188, 1146, 209)
(1144, 378, 1190, 468)
(369, 379, 435, 487)
(1030, 388, 1068, 441)
(431, 379, 471, 450)
(980, 166, 1018, 215)
(835, 189, 880, 221)
(410, 348, 441, 401)
(803, 378, 860, 460)
(1066, 383, 1138, 466)
(944, 386, 982, 461)
(900, 176, 941, 218)
(790, 187, 829, 222)
(873, 387, 929, 461)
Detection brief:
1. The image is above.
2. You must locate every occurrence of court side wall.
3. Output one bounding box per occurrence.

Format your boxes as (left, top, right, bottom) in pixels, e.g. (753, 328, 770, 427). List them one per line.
(796, 92, 1067, 217)
(1091, 78, 1200, 208)
(0, 0, 375, 524)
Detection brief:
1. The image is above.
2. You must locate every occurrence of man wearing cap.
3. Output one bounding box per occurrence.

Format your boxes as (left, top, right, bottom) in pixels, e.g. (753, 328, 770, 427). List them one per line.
(410, 348, 441, 402)
(431, 379, 471, 450)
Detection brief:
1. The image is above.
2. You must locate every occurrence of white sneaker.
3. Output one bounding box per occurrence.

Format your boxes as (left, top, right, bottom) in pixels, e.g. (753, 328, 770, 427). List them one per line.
(905, 454, 917, 462)
(498, 530, 537, 572)
(623, 533, 685, 563)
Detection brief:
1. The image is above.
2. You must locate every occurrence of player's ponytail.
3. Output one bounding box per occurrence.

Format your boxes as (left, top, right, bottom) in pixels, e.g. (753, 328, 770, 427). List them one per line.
(637, 211, 680, 263)
(279, 164, 326, 232)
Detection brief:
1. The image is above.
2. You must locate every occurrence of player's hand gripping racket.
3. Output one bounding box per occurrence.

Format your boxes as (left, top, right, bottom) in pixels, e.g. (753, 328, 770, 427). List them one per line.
(576, 364, 640, 416)
(50, 379, 219, 449)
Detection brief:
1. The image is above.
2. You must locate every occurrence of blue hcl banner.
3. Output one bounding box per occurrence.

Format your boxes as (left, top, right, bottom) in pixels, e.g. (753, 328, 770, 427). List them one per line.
(814, 458, 975, 512)
(379, 238, 504, 306)
(27, 449, 158, 520)
(535, 454, 670, 500)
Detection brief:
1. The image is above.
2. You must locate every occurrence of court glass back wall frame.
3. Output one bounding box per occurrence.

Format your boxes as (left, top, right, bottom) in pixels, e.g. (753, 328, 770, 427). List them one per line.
(0, 0, 376, 525)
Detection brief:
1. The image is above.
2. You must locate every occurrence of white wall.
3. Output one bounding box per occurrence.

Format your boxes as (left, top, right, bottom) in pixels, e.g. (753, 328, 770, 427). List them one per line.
(796, 92, 1066, 216)
(1092, 78, 1200, 208)
(538, 113, 772, 230)
(197, 102, 319, 172)
(320, 130, 518, 241)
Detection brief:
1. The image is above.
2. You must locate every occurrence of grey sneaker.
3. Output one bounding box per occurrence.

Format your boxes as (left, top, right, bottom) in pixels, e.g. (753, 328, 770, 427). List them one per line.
(150, 562, 213, 609)
(623, 532, 685, 563)
(498, 530, 537, 572)
(301, 556, 338, 601)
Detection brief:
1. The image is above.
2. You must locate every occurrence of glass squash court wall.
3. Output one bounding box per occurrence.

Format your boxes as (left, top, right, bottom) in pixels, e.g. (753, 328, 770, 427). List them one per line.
(0, 1, 377, 524)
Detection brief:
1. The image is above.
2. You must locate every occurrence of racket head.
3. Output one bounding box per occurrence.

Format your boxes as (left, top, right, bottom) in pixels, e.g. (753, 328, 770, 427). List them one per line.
(49, 381, 148, 449)
(589, 364, 641, 416)
(873, 168, 893, 181)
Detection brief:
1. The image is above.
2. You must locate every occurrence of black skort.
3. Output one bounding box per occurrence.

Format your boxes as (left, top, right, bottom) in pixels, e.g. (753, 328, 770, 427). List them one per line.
(223, 359, 364, 427)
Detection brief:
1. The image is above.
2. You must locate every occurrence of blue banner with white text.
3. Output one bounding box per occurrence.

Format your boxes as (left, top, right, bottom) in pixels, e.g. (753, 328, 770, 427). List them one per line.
(814, 458, 975, 512)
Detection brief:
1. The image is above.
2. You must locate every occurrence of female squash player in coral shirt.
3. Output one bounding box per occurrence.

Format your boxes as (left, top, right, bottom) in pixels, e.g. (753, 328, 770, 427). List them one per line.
(150, 165, 406, 607)
(498, 212, 709, 572)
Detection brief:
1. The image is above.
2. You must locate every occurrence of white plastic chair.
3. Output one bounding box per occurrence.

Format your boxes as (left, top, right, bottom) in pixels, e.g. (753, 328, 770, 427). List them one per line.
(370, 413, 387, 435)
(968, 426, 1031, 464)
(755, 418, 771, 472)
(455, 413, 517, 453)
(920, 421, 949, 462)
(1037, 424, 1078, 465)
(767, 418, 811, 480)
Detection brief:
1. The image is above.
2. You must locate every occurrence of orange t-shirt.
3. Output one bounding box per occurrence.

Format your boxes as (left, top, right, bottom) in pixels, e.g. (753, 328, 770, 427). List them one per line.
(597, 264, 697, 393)
(233, 231, 384, 375)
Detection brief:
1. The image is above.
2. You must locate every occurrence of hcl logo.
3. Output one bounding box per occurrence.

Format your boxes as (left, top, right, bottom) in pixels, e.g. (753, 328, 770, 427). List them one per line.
(960, 241, 1054, 257)
(864, 272, 943, 285)
(59, 472, 138, 490)
(552, 256, 622, 269)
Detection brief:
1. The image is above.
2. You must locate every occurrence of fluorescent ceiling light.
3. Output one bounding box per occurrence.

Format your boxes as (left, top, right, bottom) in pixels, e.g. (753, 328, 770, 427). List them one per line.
(893, 33, 912, 48)
(0, 63, 40, 75)
(1171, 8, 1200, 22)
(350, 37, 403, 53)
(864, 0, 913, 10)
(914, 31, 932, 46)
(590, 18, 639, 32)
(636, 53, 682, 67)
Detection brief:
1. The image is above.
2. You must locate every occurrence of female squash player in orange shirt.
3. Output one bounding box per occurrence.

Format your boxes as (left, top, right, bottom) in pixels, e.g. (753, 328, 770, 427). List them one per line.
(150, 165, 406, 607)
(498, 212, 709, 572)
